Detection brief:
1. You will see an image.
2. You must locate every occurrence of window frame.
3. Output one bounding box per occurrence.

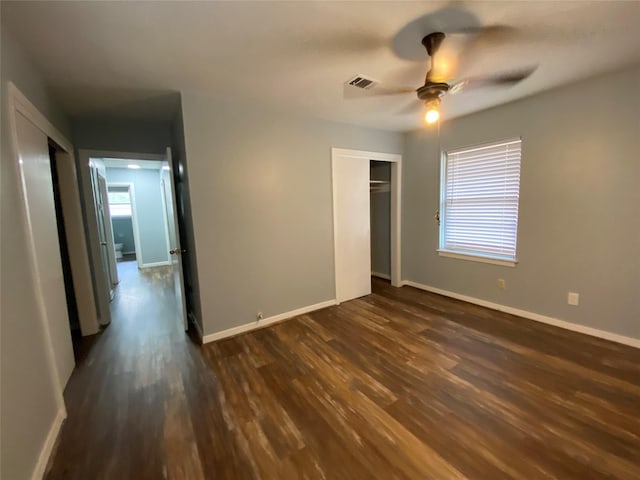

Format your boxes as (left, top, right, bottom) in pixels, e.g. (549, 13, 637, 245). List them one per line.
(438, 137, 522, 268)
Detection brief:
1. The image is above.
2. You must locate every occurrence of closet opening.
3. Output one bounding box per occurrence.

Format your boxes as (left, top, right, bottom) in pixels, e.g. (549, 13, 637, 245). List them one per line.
(370, 160, 392, 282)
(331, 148, 402, 304)
(48, 142, 81, 344)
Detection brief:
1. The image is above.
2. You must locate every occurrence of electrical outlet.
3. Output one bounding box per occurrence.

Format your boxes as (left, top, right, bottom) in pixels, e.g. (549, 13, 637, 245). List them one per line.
(567, 292, 579, 306)
(256, 312, 263, 321)
(497, 278, 506, 290)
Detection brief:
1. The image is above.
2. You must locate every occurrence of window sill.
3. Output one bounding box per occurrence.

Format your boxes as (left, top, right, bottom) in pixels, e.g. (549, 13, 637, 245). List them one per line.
(437, 250, 518, 267)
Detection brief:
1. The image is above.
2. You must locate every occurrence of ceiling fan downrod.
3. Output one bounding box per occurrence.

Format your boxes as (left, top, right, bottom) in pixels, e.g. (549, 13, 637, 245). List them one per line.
(418, 32, 449, 104)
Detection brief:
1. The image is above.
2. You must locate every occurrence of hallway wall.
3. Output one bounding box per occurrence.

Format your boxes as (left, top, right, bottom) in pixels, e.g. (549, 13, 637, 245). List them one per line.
(0, 24, 71, 480)
(71, 117, 172, 156)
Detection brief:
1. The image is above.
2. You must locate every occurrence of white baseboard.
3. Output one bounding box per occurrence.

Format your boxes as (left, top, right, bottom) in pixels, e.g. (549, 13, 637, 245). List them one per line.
(371, 271, 391, 280)
(401, 280, 640, 349)
(189, 312, 203, 342)
(32, 407, 65, 480)
(139, 261, 171, 269)
(202, 299, 337, 344)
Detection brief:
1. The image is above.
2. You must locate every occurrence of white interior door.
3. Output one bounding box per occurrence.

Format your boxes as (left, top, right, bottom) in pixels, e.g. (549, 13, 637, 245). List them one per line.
(332, 152, 372, 303)
(54, 151, 100, 336)
(97, 174, 118, 287)
(90, 165, 115, 300)
(163, 147, 188, 331)
(15, 111, 75, 388)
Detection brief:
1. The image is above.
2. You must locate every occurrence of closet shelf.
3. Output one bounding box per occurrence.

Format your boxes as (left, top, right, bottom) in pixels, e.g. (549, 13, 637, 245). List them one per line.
(370, 181, 391, 193)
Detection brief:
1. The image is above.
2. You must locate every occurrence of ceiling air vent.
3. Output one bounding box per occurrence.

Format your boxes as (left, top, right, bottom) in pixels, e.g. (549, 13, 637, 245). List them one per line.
(346, 75, 378, 90)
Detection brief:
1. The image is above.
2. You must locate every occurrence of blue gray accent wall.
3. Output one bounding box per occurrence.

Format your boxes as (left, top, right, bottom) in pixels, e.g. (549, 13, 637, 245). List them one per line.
(105, 168, 170, 266)
(111, 217, 136, 254)
(402, 65, 640, 341)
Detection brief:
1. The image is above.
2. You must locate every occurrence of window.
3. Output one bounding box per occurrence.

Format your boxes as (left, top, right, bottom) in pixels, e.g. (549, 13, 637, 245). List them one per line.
(108, 187, 132, 217)
(439, 138, 522, 266)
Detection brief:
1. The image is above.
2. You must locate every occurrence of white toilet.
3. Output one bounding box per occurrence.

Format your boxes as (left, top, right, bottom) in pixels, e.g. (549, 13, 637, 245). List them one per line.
(114, 243, 124, 260)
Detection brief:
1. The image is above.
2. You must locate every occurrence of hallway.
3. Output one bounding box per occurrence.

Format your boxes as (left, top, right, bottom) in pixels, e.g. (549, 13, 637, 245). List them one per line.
(47, 261, 204, 478)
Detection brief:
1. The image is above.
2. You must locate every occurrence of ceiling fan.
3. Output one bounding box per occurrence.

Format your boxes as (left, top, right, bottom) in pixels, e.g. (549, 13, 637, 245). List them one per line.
(349, 30, 537, 124)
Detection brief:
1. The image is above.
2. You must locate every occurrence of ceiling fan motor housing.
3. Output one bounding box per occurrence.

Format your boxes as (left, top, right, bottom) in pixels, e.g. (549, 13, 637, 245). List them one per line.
(417, 82, 449, 103)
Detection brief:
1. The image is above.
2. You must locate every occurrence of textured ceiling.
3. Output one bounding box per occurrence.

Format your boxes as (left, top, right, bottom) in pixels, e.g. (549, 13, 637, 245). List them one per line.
(4, 1, 640, 130)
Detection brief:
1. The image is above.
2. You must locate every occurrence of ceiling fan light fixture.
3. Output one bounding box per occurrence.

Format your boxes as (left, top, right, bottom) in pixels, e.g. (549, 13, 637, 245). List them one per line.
(424, 97, 441, 124)
(425, 108, 440, 124)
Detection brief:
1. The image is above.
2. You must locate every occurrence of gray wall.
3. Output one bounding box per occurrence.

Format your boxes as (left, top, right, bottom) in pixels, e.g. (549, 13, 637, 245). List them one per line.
(106, 168, 170, 266)
(0, 25, 71, 480)
(181, 92, 403, 336)
(402, 65, 640, 340)
(71, 117, 172, 155)
(370, 161, 391, 276)
(111, 217, 136, 254)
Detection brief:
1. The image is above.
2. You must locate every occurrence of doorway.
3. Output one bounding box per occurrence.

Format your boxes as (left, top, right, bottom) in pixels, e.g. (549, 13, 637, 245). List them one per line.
(331, 148, 402, 304)
(370, 160, 392, 281)
(49, 142, 81, 339)
(107, 184, 138, 264)
(79, 150, 189, 335)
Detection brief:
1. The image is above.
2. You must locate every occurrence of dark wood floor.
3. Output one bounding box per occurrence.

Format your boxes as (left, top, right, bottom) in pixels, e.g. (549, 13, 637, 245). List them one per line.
(47, 269, 640, 479)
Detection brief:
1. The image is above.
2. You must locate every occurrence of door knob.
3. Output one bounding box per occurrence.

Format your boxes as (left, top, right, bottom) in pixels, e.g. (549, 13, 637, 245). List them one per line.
(170, 248, 186, 255)
(100, 242, 107, 246)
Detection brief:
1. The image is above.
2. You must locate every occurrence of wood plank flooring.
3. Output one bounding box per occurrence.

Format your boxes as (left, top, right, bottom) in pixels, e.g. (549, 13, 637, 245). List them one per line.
(47, 269, 640, 479)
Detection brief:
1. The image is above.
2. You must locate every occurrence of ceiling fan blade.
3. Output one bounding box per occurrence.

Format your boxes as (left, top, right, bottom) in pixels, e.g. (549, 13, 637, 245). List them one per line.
(449, 66, 537, 94)
(454, 25, 524, 74)
(397, 99, 424, 116)
(456, 25, 520, 45)
(391, 7, 482, 60)
(386, 62, 429, 87)
(343, 84, 415, 99)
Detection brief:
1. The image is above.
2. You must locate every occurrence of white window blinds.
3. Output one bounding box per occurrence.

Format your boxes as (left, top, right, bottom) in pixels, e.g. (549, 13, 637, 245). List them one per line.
(440, 138, 522, 262)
